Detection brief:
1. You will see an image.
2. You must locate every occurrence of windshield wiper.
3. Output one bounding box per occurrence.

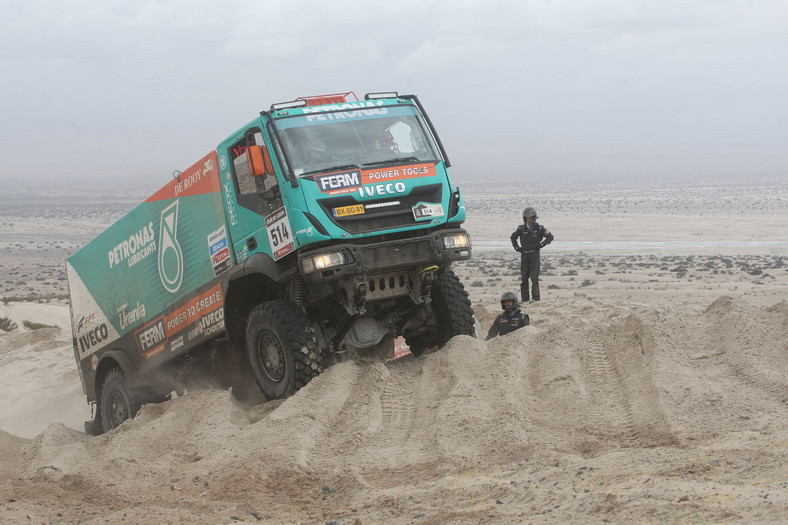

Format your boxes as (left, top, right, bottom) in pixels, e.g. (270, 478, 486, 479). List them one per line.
(362, 156, 421, 168)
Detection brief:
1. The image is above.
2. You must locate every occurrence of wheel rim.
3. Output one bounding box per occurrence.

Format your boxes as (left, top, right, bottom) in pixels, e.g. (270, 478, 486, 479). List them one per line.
(108, 391, 129, 428)
(256, 330, 286, 382)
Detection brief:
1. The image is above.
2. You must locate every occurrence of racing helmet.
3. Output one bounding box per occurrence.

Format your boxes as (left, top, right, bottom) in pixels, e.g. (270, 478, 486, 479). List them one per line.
(523, 207, 537, 220)
(500, 291, 519, 312)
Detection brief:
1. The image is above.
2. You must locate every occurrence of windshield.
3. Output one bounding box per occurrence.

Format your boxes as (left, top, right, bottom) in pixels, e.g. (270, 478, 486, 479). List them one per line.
(273, 105, 441, 178)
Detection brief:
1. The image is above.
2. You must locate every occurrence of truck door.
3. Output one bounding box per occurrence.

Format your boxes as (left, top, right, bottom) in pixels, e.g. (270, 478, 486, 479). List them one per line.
(219, 128, 284, 262)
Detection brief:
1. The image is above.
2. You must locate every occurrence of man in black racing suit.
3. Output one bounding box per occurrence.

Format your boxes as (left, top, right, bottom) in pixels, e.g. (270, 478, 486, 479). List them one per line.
(510, 206, 554, 302)
(486, 291, 530, 340)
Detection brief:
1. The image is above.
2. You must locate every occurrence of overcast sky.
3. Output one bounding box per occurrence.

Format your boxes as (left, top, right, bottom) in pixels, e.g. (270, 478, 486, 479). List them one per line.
(1, 0, 786, 184)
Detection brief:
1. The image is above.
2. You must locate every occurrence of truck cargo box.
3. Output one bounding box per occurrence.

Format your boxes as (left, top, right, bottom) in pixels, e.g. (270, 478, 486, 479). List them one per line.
(67, 152, 232, 394)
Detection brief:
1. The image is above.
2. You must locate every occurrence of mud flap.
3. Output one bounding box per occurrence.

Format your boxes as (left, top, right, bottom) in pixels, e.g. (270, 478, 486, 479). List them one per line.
(84, 403, 102, 435)
(84, 418, 102, 436)
(472, 316, 483, 339)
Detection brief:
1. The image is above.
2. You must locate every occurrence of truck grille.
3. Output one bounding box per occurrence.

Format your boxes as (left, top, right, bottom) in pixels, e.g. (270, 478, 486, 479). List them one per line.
(318, 184, 442, 234)
(360, 238, 434, 270)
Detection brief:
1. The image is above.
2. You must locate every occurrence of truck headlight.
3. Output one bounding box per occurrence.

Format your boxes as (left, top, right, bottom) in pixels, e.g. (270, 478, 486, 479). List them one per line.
(442, 232, 471, 249)
(300, 250, 348, 274)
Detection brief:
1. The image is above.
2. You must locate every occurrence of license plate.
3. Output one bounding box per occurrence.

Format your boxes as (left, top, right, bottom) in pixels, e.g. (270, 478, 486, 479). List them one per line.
(333, 204, 365, 217)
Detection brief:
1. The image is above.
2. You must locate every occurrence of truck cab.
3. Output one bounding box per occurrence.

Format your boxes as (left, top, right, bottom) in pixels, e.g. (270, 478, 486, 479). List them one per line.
(218, 91, 473, 355)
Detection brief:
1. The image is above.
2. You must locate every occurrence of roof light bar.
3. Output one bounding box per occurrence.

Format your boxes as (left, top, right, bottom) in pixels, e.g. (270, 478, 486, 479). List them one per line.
(271, 99, 308, 111)
(365, 92, 398, 100)
(297, 92, 357, 106)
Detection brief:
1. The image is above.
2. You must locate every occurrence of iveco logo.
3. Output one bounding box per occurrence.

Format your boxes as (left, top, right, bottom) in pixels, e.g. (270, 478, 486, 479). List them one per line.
(315, 170, 361, 192)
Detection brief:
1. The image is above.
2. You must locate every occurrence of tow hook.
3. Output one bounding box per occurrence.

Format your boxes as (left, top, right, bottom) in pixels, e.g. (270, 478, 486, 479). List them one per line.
(420, 265, 438, 303)
(352, 276, 367, 315)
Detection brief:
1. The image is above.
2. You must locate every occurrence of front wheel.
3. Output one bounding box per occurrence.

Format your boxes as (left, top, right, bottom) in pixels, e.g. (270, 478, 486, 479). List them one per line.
(405, 269, 475, 356)
(246, 300, 323, 400)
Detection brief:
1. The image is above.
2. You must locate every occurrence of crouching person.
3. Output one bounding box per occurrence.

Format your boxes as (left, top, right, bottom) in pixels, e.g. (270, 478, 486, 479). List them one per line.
(486, 291, 530, 340)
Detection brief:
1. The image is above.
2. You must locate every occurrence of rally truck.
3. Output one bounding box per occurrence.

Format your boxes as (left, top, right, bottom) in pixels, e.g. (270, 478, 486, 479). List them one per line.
(67, 91, 475, 434)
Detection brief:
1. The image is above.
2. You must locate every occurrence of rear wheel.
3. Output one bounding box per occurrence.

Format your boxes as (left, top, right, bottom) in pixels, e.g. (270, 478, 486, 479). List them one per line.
(246, 300, 323, 399)
(405, 269, 475, 356)
(100, 368, 142, 433)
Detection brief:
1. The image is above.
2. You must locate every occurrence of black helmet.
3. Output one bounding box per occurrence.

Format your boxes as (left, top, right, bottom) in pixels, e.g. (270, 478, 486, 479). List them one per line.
(500, 291, 519, 312)
(523, 207, 537, 220)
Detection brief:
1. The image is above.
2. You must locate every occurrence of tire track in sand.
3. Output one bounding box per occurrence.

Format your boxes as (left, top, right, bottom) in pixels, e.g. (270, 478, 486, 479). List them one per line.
(703, 298, 788, 407)
(583, 339, 642, 446)
(719, 348, 788, 406)
(378, 364, 419, 443)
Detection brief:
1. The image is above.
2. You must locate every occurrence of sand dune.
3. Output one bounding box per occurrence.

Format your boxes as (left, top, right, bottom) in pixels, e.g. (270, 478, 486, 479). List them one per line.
(0, 180, 786, 523)
(0, 294, 786, 523)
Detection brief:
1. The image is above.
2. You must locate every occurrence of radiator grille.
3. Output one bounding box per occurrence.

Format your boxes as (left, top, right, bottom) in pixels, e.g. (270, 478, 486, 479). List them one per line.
(318, 184, 442, 234)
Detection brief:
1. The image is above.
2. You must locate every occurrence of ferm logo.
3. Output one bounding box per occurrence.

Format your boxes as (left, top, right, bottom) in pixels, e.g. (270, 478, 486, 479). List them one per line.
(158, 200, 184, 293)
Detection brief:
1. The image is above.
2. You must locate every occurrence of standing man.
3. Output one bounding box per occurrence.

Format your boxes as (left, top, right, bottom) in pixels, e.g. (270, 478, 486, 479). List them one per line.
(511, 207, 554, 302)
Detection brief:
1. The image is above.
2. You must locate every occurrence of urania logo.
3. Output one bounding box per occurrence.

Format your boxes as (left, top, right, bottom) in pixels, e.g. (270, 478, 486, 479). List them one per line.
(158, 200, 184, 293)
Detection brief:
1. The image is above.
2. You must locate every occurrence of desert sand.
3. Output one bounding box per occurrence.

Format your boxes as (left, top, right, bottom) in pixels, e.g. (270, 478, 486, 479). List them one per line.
(0, 179, 786, 524)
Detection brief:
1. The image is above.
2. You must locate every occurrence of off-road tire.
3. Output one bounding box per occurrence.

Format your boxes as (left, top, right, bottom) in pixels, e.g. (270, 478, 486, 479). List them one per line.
(246, 300, 323, 400)
(100, 367, 143, 433)
(406, 269, 475, 356)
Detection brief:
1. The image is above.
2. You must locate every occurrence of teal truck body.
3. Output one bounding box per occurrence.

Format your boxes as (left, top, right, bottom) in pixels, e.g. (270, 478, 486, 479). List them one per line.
(67, 92, 475, 434)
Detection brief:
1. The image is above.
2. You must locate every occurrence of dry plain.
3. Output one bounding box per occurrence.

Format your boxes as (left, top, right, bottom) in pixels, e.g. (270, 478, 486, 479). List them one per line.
(0, 177, 786, 524)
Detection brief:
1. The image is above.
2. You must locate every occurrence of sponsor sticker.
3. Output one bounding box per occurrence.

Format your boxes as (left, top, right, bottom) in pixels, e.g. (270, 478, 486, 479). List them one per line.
(164, 284, 223, 336)
(135, 317, 167, 359)
(265, 207, 295, 260)
(315, 170, 362, 195)
(187, 324, 203, 342)
(199, 309, 225, 338)
(364, 163, 434, 183)
(76, 322, 110, 358)
(107, 222, 156, 270)
(131, 284, 225, 359)
(76, 312, 98, 335)
(333, 204, 365, 218)
(170, 335, 184, 353)
(314, 162, 436, 196)
(357, 181, 406, 198)
(145, 151, 221, 201)
(412, 202, 445, 221)
(208, 225, 232, 276)
(118, 301, 146, 331)
(158, 200, 184, 294)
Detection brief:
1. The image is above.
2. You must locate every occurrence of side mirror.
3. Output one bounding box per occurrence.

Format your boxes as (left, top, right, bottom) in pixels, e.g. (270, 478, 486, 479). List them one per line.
(247, 145, 267, 177)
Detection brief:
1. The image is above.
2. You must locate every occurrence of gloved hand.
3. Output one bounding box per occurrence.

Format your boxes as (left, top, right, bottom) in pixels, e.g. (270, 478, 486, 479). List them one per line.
(514, 246, 523, 252)
(539, 242, 547, 249)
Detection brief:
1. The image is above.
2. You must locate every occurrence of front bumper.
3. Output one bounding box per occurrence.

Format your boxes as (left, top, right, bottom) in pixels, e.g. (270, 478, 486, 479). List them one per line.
(299, 228, 471, 283)
(298, 228, 471, 313)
